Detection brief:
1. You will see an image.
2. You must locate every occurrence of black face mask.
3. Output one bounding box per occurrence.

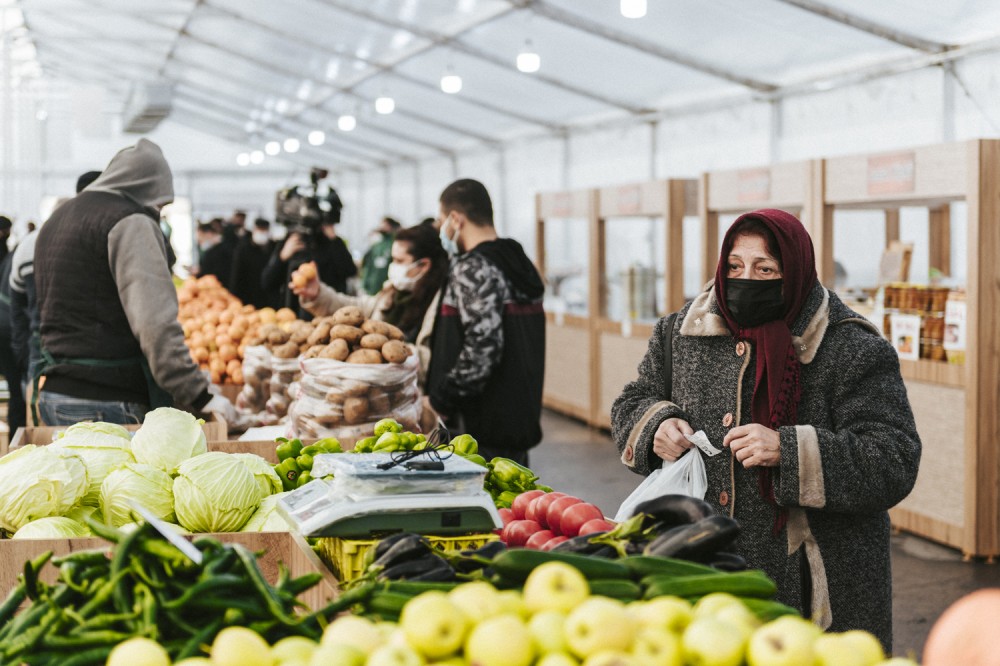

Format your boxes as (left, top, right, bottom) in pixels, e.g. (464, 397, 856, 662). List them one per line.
(725, 278, 785, 328)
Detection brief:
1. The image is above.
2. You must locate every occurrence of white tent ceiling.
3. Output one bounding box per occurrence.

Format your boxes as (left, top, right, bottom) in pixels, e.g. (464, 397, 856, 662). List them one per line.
(8, 0, 1000, 172)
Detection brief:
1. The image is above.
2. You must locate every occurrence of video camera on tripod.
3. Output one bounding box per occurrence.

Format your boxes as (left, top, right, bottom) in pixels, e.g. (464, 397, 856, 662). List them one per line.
(274, 167, 343, 238)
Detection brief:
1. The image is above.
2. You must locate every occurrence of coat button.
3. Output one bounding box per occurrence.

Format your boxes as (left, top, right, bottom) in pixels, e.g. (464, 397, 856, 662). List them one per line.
(736, 341, 746, 356)
(722, 412, 733, 427)
(625, 447, 633, 462)
(720, 490, 729, 506)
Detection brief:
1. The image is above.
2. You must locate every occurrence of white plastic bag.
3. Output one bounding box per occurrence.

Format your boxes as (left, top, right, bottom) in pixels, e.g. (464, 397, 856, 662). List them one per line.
(614, 450, 708, 522)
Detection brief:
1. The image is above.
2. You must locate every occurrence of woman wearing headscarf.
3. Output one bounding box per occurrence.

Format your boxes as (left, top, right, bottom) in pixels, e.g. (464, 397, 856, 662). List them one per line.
(612, 209, 920, 652)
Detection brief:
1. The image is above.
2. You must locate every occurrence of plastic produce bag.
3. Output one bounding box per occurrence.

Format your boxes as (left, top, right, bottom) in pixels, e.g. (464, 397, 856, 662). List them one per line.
(236, 345, 272, 420)
(265, 355, 301, 423)
(614, 450, 707, 522)
(288, 354, 420, 440)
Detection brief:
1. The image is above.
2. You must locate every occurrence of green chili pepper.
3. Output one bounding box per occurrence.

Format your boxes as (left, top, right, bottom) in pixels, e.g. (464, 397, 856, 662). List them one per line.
(275, 458, 302, 491)
(490, 457, 538, 490)
(275, 437, 303, 462)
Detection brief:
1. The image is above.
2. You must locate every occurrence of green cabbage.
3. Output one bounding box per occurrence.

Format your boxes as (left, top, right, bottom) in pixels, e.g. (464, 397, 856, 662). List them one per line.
(131, 407, 207, 475)
(240, 492, 291, 532)
(100, 463, 175, 527)
(233, 453, 283, 497)
(50, 425, 134, 506)
(65, 504, 101, 525)
(173, 452, 264, 532)
(50, 448, 90, 515)
(119, 521, 187, 535)
(12, 516, 92, 539)
(0, 446, 83, 532)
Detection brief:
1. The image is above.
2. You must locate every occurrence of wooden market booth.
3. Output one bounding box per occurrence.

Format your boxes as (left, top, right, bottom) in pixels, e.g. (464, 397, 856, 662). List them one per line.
(818, 139, 1000, 559)
(535, 179, 698, 429)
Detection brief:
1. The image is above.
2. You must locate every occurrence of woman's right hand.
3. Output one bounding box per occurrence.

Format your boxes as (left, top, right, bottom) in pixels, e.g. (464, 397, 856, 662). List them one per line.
(653, 417, 695, 461)
(279, 233, 306, 261)
(289, 261, 319, 301)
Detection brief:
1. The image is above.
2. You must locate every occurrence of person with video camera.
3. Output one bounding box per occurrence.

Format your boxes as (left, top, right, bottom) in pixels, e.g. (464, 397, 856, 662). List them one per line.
(261, 171, 357, 319)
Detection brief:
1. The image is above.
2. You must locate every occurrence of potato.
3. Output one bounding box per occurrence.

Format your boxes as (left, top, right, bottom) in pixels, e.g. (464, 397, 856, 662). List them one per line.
(360, 333, 389, 350)
(330, 325, 364, 346)
(324, 389, 346, 405)
(272, 341, 300, 359)
(319, 338, 349, 361)
(346, 349, 384, 364)
(381, 340, 411, 364)
(343, 396, 370, 424)
(333, 306, 365, 327)
(303, 345, 324, 359)
(289, 322, 313, 345)
(267, 328, 291, 346)
(340, 378, 370, 397)
(306, 321, 332, 346)
(368, 390, 391, 416)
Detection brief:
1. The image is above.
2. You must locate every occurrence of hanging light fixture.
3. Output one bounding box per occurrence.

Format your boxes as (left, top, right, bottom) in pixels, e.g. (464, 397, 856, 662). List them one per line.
(516, 40, 540, 73)
(308, 130, 326, 146)
(283, 138, 300, 153)
(265, 141, 281, 156)
(236, 153, 250, 167)
(620, 0, 647, 18)
(249, 150, 264, 164)
(338, 114, 357, 131)
(375, 95, 395, 114)
(440, 67, 462, 94)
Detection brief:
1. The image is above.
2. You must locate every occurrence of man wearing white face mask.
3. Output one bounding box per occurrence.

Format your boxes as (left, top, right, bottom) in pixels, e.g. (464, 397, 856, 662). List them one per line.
(424, 179, 546, 465)
(230, 218, 280, 309)
(289, 224, 448, 384)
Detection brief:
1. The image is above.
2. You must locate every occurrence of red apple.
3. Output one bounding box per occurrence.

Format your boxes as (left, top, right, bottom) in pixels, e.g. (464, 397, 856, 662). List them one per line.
(545, 496, 583, 535)
(501, 519, 544, 547)
(541, 536, 569, 551)
(524, 529, 556, 550)
(527, 492, 565, 526)
(498, 508, 515, 526)
(578, 518, 616, 536)
(559, 503, 606, 538)
(512, 489, 547, 520)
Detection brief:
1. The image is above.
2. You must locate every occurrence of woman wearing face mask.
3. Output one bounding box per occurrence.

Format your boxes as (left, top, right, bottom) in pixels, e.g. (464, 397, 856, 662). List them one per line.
(612, 209, 920, 653)
(290, 224, 448, 383)
(229, 218, 281, 309)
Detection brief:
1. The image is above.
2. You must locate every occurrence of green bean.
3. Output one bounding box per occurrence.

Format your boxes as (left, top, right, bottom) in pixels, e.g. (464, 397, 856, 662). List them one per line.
(52, 550, 109, 568)
(69, 608, 140, 634)
(22, 551, 54, 601)
(161, 574, 248, 610)
(280, 572, 323, 597)
(1, 605, 63, 659)
(75, 568, 128, 619)
(232, 545, 300, 626)
(50, 644, 114, 666)
(0, 580, 27, 626)
(174, 617, 224, 660)
(42, 629, 132, 649)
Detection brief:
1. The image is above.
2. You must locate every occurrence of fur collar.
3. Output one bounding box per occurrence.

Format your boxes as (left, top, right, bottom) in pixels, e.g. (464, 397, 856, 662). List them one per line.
(679, 283, 830, 364)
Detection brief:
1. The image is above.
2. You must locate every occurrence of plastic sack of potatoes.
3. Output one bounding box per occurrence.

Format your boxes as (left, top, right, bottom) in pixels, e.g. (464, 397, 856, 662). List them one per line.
(287, 354, 420, 438)
(265, 355, 302, 422)
(235, 345, 272, 421)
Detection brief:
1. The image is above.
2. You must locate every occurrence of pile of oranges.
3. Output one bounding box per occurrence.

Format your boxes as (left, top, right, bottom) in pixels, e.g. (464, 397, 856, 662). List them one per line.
(176, 275, 297, 385)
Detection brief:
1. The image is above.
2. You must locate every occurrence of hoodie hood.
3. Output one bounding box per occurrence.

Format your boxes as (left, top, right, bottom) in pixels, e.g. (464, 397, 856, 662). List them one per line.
(473, 238, 545, 300)
(86, 139, 174, 212)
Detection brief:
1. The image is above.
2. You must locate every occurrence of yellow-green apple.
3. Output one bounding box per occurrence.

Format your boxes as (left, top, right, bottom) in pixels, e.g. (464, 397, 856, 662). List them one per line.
(564, 597, 635, 659)
(497, 589, 529, 618)
(528, 610, 569, 654)
(682, 616, 747, 666)
(630, 596, 693, 633)
(400, 591, 468, 660)
(840, 630, 884, 665)
(321, 615, 383, 654)
(536, 653, 580, 666)
(875, 659, 919, 665)
(366, 643, 425, 666)
(813, 634, 867, 666)
(448, 581, 504, 623)
(271, 636, 316, 664)
(632, 626, 683, 666)
(580, 651, 636, 666)
(692, 593, 746, 619)
(307, 643, 365, 666)
(465, 614, 534, 666)
(523, 561, 590, 613)
(746, 616, 818, 666)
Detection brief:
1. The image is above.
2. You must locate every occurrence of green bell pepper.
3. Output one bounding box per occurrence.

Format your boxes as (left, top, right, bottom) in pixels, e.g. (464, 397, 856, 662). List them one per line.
(373, 418, 403, 437)
(296, 452, 314, 470)
(313, 437, 343, 453)
(450, 434, 478, 455)
(490, 457, 538, 491)
(297, 471, 313, 487)
(274, 438, 303, 462)
(275, 459, 301, 492)
(353, 436, 377, 453)
(463, 453, 488, 467)
(373, 432, 402, 452)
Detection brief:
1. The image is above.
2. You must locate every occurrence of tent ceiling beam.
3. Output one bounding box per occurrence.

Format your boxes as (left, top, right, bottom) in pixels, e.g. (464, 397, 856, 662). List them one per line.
(772, 0, 952, 53)
(521, 0, 777, 92)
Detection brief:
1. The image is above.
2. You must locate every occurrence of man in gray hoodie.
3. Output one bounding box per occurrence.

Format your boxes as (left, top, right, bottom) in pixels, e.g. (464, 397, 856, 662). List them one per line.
(33, 139, 238, 427)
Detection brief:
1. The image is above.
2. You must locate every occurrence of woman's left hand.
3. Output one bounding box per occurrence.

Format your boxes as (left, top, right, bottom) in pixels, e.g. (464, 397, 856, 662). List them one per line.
(723, 424, 781, 468)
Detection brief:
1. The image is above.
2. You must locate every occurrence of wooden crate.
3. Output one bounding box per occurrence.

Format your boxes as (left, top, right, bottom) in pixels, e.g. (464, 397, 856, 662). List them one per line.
(5, 414, 227, 455)
(0, 530, 340, 611)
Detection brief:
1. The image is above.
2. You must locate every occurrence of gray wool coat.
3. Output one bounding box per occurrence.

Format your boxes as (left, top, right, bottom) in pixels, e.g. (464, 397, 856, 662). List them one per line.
(611, 282, 921, 651)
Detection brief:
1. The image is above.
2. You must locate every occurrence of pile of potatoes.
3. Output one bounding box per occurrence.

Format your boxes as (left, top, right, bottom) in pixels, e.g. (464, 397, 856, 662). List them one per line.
(248, 305, 413, 365)
(177, 275, 300, 385)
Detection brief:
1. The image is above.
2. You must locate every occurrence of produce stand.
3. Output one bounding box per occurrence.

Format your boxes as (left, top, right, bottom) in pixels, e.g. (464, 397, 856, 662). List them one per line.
(4, 415, 227, 455)
(592, 179, 698, 429)
(819, 139, 1000, 559)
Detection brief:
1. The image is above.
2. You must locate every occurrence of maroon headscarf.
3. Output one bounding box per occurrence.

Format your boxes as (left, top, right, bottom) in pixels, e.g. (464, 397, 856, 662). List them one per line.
(714, 209, 818, 532)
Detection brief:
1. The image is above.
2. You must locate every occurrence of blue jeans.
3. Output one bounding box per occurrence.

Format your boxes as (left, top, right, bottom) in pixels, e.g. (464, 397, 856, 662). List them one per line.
(38, 390, 148, 426)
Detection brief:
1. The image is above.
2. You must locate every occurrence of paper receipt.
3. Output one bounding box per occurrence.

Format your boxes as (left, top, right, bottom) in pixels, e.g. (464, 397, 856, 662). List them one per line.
(685, 430, 723, 457)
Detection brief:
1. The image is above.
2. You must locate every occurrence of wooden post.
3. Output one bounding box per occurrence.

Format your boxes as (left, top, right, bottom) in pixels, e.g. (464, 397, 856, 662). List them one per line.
(963, 139, 1000, 557)
(884, 209, 900, 247)
(929, 204, 952, 277)
(665, 180, 687, 312)
(699, 173, 718, 285)
(806, 159, 835, 286)
(534, 194, 546, 278)
(588, 190, 604, 427)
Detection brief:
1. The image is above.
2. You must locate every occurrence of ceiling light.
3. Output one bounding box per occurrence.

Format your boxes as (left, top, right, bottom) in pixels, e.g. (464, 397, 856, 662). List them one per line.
(517, 41, 540, 73)
(283, 138, 300, 153)
(275, 99, 289, 114)
(375, 96, 395, 114)
(35, 109, 48, 121)
(236, 153, 250, 167)
(620, 0, 647, 18)
(338, 114, 356, 131)
(265, 141, 281, 156)
(308, 130, 326, 146)
(440, 72, 462, 94)
(249, 150, 264, 164)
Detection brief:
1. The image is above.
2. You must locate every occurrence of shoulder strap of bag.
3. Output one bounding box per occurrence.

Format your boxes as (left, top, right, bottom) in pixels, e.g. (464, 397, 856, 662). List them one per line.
(662, 312, 677, 400)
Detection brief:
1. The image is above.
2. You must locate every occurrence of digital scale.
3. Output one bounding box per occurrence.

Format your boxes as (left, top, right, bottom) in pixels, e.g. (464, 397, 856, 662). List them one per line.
(277, 452, 502, 538)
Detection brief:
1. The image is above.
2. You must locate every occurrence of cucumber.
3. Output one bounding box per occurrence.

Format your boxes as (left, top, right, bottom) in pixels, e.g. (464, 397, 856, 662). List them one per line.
(642, 571, 777, 600)
(622, 555, 720, 579)
(364, 590, 412, 618)
(382, 581, 460, 595)
(490, 549, 631, 582)
(588, 579, 643, 601)
(737, 597, 801, 621)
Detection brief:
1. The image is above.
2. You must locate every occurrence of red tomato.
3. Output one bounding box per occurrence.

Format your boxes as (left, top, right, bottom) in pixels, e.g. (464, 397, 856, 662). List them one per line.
(578, 518, 616, 536)
(541, 536, 569, 551)
(559, 503, 606, 538)
(512, 489, 547, 520)
(498, 508, 515, 527)
(527, 492, 565, 526)
(524, 529, 556, 550)
(501, 519, 544, 547)
(545, 496, 583, 535)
